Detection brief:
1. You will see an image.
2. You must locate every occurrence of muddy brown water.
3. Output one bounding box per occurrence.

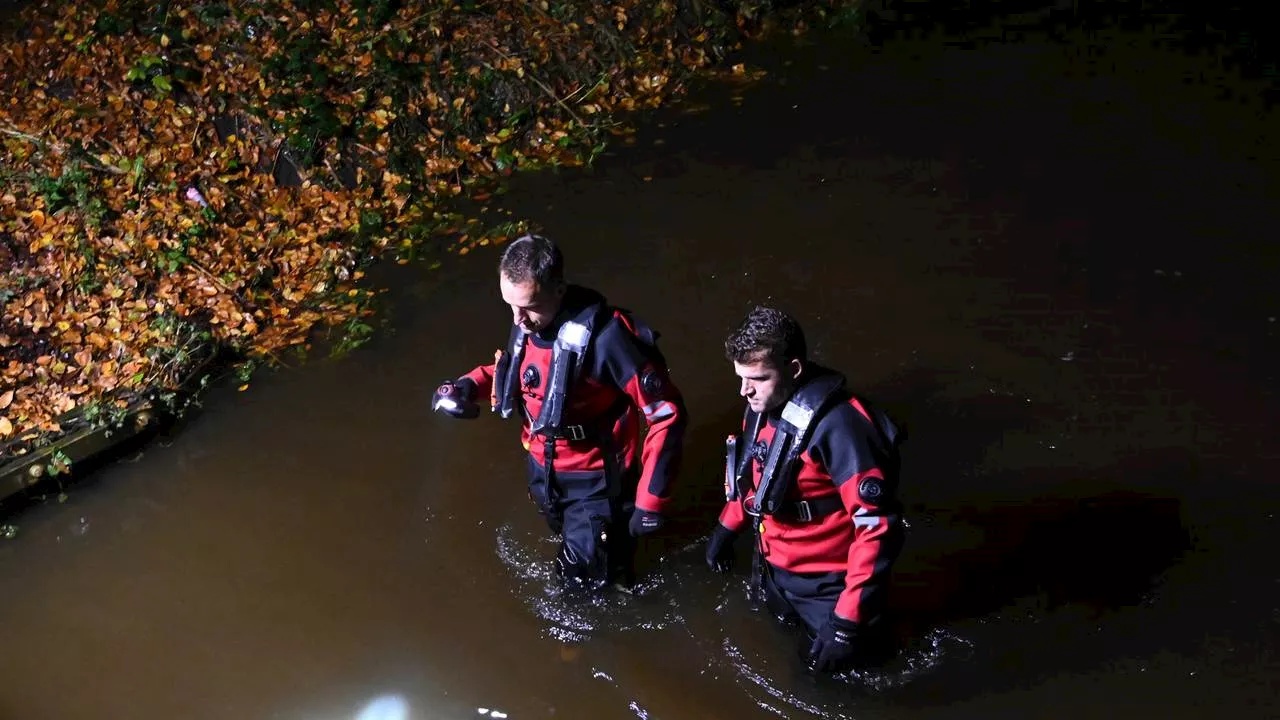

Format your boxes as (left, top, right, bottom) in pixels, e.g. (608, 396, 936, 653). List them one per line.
(3, 7, 1279, 720)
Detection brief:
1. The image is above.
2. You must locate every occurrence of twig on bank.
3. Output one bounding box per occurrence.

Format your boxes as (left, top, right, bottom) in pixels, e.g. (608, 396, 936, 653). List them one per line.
(486, 42, 589, 129)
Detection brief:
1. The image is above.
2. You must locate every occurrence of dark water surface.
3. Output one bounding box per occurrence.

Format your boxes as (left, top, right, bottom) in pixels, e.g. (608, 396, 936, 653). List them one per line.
(3, 5, 1279, 719)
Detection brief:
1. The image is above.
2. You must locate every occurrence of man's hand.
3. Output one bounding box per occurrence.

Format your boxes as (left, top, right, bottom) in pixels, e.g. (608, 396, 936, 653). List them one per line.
(807, 614, 861, 674)
(628, 509, 664, 537)
(431, 380, 479, 419)
(704, 523, 738, 573)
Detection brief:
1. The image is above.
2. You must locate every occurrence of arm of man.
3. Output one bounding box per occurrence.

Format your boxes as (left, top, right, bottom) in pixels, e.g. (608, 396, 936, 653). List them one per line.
(811, 402, 904, 625)
(592, 316, 688, 517)
(458, 360, 495, 402)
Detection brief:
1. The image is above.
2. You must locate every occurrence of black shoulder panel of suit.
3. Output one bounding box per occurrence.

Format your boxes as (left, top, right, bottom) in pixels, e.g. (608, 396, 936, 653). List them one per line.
(807, 399, 886, 489)
(586, 311, 654, 387)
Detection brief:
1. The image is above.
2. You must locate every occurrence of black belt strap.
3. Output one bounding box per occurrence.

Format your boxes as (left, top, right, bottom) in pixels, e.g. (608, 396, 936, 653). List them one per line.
(548, 424, 588, 441)
(773, 494, 844, 523)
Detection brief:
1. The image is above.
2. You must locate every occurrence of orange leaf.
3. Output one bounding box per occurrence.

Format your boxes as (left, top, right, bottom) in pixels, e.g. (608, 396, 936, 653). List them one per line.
(0, 389, 12, 409)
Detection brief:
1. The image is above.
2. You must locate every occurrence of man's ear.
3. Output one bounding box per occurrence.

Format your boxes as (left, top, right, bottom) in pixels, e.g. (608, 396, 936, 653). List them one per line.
(788, 358, 804, 381)
(552, 281, 567, 299)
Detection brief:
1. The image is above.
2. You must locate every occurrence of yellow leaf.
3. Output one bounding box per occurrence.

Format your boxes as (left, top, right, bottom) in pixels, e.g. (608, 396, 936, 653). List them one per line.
(0, 416, 11, 437)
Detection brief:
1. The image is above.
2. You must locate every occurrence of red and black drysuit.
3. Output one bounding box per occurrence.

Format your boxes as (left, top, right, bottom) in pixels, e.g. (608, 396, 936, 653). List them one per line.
(455, 285, 687, 587)
(714, 366, 904, 663)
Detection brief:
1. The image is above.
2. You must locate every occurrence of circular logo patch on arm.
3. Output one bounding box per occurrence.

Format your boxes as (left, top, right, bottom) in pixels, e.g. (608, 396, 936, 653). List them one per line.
(640, 368, 664, 397)
(857, 477, 885, 504)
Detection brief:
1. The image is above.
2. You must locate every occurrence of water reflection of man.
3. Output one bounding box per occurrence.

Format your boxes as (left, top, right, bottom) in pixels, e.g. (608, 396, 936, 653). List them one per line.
(432, 234, 688, 589)
(705, 306, 905, 673)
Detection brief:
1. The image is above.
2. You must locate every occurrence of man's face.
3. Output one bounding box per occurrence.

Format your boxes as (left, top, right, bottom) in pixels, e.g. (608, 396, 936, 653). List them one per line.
(733, 353, 802, 414)
(500, 273, 564, 334)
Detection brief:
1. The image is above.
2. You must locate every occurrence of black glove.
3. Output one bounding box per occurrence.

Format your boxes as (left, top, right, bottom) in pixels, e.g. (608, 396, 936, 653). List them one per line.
(704, 523, 738, 573)
(807, 614, 861, 674)
(431, 379, 479, 419)
(628, 509, 664, 537)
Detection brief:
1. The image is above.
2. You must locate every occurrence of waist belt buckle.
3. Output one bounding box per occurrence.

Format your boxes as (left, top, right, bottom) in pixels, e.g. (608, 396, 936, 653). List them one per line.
(563, 424, 587, 442)
(794, 500, 813, 523)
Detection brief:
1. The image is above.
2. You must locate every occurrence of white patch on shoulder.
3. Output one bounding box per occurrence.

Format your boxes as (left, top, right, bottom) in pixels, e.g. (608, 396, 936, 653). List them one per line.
(559, 321, 590, 349)
(781, 401, 814, 429)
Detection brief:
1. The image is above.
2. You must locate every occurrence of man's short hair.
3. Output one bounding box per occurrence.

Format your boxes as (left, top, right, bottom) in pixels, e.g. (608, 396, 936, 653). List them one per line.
(499, 234, 564, 288)
(724, 305, 807, 367)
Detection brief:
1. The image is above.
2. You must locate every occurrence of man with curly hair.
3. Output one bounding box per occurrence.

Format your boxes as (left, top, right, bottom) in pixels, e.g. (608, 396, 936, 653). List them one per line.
(706, 305, 905, 672)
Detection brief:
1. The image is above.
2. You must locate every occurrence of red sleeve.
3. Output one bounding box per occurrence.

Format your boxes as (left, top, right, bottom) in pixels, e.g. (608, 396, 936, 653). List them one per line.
(459, 354, 497, 405)
(810, 402, 904, 624)
(593, 316, 687, 513)
(718, 496, 749, 533)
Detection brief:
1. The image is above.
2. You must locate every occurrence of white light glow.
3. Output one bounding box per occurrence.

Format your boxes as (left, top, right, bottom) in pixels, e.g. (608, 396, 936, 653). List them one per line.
(355, 694, 408, 720)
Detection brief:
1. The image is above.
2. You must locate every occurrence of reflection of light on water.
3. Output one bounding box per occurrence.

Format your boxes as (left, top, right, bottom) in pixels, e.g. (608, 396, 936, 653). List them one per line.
(723, 640, 846, 720)
(354, 695, 408, 720)
(494, 523, 683, 643)
(842, 628, 975, 692)
(496, 523, 972, 719)
(720, 627, 975, 718)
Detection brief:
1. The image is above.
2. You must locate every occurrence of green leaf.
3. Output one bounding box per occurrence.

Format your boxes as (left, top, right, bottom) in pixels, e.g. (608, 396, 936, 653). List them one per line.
(151, 75, 173, 92)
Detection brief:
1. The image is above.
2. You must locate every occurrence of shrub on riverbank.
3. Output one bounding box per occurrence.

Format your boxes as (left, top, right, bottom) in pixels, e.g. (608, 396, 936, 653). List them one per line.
(0, 0, 854, 454)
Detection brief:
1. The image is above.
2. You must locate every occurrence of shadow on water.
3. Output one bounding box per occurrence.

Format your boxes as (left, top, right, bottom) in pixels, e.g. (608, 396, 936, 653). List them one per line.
(879, 365, 1198, 706)
(877, 371, 1194, 628)
(901, 486, 1191, 630)
(888, 489, 1196, 709)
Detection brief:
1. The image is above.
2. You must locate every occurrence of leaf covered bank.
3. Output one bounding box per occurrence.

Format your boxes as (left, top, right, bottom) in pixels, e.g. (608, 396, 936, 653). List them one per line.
(0, 0, 855, 458)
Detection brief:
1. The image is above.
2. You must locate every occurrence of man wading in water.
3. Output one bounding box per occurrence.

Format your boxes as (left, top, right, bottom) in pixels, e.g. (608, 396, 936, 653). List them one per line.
(705, 306, 905, 672)
(432, 234, 688, 589)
